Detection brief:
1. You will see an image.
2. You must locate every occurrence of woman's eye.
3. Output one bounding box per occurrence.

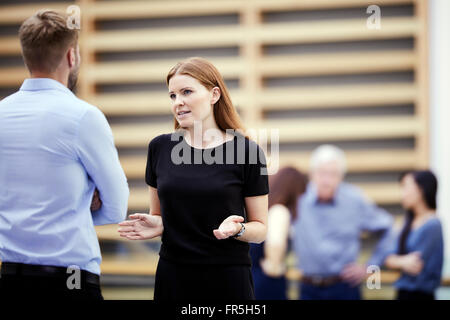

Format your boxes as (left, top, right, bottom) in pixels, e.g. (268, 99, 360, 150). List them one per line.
(183, 89, 192, 95)
(169, 93, 176, 100)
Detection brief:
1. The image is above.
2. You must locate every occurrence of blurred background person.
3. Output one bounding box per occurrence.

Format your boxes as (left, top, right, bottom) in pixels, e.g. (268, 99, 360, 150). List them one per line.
(383, 170, 443, 300)
(292, 144, 394, 300)
(250, 167, 308, 300)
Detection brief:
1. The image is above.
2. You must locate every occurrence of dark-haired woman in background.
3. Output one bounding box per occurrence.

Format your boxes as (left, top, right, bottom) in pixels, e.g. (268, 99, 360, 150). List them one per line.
(250, 167, 308, 300)
(383, 170, 443, 300)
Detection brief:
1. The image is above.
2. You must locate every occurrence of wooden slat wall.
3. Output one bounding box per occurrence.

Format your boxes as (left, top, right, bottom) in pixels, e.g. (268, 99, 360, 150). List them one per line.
(0, 0, 430, 279)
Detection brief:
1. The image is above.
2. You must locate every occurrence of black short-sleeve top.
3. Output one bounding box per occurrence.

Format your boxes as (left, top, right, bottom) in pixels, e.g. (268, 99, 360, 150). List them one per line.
(145, 131, 269, 265)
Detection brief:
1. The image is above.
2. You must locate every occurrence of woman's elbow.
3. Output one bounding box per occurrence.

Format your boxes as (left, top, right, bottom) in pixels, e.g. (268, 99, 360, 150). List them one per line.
(254, 223, 267, 244)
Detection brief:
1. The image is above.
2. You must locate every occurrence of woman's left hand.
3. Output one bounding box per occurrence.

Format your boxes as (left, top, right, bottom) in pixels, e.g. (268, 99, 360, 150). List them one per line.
(213, 215, 244, 240)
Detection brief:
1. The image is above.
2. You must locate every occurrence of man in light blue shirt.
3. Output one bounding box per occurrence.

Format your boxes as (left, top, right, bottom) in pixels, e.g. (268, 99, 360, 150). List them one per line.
(292, 145, 394, 300)
(0, 9, 128, 300)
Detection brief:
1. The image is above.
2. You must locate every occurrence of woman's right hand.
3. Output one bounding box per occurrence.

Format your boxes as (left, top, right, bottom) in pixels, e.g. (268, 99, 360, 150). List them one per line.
(117, 213, 163, 240)
(400, 251, 424, 276)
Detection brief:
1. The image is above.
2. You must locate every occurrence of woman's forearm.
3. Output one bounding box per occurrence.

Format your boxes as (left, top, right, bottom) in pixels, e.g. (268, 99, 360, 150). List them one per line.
(384, 254, 405, 270)
(234, 221, 267, 244)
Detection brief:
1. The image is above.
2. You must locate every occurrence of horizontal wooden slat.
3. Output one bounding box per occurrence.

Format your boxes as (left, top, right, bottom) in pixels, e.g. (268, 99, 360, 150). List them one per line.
(86, 90, 246, 115)
(0, 36, 21, 55)
(0, 0, 409, 26)
(257, 17, 418, 45)
(88, 0, 414, 20)
(87, 25, 245, 52)
(257, 0, 415, 11)
(1, 53, 415, 88)
(82, 50, 416, 86)
(87, 17, 417, 52)
(112, 122, 172, 148)
(90, 0, 242, 20)
(86, 57, 245, 84)
(3, 255, 449, 285)
(100, 256, 158, 275)
(357, 182, 401, 204)
(0, 2, 72, 24)
(87, 83, 415, 116)
(120, 149, 418, 180)
(259, 50, 416, 77)
(100, 262, 450, 286)
(285, 268, 402, 284)
(261, 116, 420, 142)
(0, 66, 27, 86)
(127, 181, 401, 210)
(110, 116, 420, 147)
(259, 83, 417, 109)
(278, 149, 418, 172)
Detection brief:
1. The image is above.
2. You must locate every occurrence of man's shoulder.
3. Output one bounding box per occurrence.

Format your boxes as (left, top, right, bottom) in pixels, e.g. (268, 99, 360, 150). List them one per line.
(70, 96, 104, 118)
(59, 96, 110, 128)
(0, 91, 22, 108)
(339, 182, 366, 200)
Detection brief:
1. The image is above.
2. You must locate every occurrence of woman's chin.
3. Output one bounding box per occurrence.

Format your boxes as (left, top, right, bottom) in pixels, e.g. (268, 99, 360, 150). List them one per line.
(177, 120, 193, 129)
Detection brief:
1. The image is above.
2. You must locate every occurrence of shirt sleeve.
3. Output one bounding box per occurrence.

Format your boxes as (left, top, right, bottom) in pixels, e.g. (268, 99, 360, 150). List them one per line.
(76, 107, 129, 225)
(145, 138, 157, 188)
(243, 140, 269, 197)
(413, 219, 443, 261)
(358, 195, 395, 266)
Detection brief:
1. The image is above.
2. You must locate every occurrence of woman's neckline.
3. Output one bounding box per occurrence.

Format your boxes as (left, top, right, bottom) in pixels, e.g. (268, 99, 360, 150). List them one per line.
(181, 132, 237, 151)
(411, 213, 437, 231)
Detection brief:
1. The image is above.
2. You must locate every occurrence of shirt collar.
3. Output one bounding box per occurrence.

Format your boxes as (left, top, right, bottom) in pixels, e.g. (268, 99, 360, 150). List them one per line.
(307, 182, 340, 206)
(20, 78, 74, 96)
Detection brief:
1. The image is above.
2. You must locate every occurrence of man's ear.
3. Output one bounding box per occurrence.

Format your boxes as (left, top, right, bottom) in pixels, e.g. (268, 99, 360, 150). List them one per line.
(67, 47, 76, 68)
(211, 87, 221, 105)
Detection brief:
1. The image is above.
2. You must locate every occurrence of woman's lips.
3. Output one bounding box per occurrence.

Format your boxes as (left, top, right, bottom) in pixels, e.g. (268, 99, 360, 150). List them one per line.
(177, 111, 191, 119)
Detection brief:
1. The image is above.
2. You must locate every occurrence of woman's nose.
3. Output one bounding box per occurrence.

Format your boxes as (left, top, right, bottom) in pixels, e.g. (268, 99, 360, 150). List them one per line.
(174, 94, 184, 106)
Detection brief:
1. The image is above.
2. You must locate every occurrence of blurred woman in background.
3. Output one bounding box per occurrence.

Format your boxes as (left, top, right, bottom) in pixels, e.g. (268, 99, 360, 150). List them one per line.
(250, 166, 308, 300)
(383, 170, 443, 300)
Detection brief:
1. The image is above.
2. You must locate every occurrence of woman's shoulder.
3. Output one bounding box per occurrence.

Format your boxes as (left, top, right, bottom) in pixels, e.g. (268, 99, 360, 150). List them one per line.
(234, 134, 266, 160)
(149, 132, 181, 148)
(424, 216, 443, 230)
(417, 216, 443, 237)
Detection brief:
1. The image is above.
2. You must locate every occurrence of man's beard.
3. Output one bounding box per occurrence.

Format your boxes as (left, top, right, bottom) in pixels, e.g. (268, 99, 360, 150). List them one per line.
(68, 67, 79, 93)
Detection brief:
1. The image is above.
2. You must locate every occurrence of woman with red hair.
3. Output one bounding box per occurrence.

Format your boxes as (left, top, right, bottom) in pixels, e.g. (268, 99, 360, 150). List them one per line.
(118, 57, 269, 300)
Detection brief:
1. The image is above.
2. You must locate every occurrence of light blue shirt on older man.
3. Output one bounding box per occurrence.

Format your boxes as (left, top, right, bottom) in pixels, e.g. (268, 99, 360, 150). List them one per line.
(293, 181, 394, 277)
(0, 78, 129, 275)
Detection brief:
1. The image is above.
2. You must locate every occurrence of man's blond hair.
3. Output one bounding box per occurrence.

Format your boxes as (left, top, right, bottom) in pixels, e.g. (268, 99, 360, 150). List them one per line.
(19, 9, 79, 73)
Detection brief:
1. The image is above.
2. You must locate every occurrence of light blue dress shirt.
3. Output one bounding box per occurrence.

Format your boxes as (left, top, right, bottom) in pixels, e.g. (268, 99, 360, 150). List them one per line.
(292, 182, 394, 276)
(0, 78, 129, 275)
(383, 217, 443, 293)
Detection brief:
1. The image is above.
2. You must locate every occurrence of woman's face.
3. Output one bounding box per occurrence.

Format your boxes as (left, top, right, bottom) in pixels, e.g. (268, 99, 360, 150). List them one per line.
(168, 74, 220, 130)
(401, 174, 423, 210)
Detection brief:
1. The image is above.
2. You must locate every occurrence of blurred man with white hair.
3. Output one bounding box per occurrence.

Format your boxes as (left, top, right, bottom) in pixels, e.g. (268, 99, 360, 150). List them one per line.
(292, 144, 394, 300)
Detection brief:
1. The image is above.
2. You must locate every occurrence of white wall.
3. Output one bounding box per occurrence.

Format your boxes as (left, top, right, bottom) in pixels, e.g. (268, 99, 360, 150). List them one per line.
(429, 0, 450, 278)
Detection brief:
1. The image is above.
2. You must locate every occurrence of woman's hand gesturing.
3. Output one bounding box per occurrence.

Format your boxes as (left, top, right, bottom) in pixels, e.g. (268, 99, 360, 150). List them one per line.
(213, 215, 244, 240)
(118, 213, 163, 240)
